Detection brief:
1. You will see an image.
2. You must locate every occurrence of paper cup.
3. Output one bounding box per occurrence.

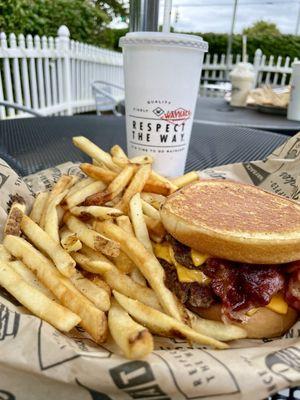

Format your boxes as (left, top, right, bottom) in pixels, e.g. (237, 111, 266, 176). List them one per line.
(230, 62, 255, 107)
(119, 32, 208, 177)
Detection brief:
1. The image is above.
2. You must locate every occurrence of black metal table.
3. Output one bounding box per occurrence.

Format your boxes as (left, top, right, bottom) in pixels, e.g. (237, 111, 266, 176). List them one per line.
(194, 96, 300, 135)
(0, 115, 287, 177)
(0, 115, 298, 400)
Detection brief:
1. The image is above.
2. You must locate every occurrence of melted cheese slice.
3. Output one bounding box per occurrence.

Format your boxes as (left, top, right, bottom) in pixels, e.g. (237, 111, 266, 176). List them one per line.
(191, 249, 209, 267)
(247, 294, 288, 316)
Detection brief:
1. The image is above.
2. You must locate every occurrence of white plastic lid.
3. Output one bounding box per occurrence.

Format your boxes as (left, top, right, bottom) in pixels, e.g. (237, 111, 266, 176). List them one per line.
(119, 31, 208, 52)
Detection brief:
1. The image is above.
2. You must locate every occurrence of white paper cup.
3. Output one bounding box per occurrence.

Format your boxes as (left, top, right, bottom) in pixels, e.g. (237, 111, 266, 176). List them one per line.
(119, 32, 208, 177)
(230, 62, 255, 107)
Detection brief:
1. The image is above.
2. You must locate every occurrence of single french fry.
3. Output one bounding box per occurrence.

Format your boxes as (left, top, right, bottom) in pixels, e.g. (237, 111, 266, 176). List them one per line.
(100, 261, 160, 310)
(112, 156, 129, 168)
(110, 145, 128, 159)
(87, 275, 111, 295)
(84, 164, 136, 206)
(129, 193, 153, 254)
(187, 310, 247, 342)
(109, 300, 154, 359)
(172, 171, 199, 188)
(94, 221, 186, 322)
(57, 205, 65, 226)
(40, 175, 73, 228)
(143, 177, 174, 196)
(130, 155, 153, 164)
(70, 205, 123, 220)
(64, 213, 120, 257)
(0, 244, 12, 262)
(64, 180, 106, 209)
(21, 214, 76, 277)
(44, 189, 69, 243)
(0, 261, 81, 332)
(114, 291, 228, 349)
(73, 136, 120, 172)
(140, 192, 166, 210)
(80, 163, 117, 183)
(116, 164, 151, 212)
(60, 227, 82, 253)
(9, 259, 57, 301)
(69, 270, 110, 312)
(29, 192, 49, 224)
(151, 170, 178, 193)
(116, 215, 135, 236)
(141, 199, 161, 220)
(4, 235, 107, 343)
(143, 214, 166, 242)
(4, 200, 26, 236)
(67, 177, 95, 197)
(130, 268, 147, 287)
(71, 251, 112, 274)
(110, 251, 136, 274)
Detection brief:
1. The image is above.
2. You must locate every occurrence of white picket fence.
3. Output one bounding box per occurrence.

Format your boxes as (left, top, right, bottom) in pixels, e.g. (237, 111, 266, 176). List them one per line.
(0, 25, 297, 119)
(202, 48, 297, 87)
(0, 25, 123, 119)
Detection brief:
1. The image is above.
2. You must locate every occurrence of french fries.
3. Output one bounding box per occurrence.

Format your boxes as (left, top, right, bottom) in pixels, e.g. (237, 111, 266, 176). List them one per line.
(114, 291, 228, 349)
(69, 270, 111, 312)
(21, 214, 76, 277)
(109, 300, 154, 359)
(172, 171, 199, 188)
(116, 215, 135, 236)
(73, 136, 120, 172)
(4, 200, 26, 236)
(0, 261, 81, 332)
(84, 164, 136, 206)
(116, 164, 151, 212)
(71, 251, 112, 274)
(80, 163, 117, 183)
(64, 180, 106, 209)
(70, 206, 123, 220)
(64, 213, 120, 258)
(29, 192, 49, 224)
(187, 310, 247, 341)
(140, 192, 166, 210)
(0, 135, 238, 359)
(94, 221, 186, 322)
(4, 235, 107, 343)
(60, 227, 82, 253)
(130, 193, 153, 254)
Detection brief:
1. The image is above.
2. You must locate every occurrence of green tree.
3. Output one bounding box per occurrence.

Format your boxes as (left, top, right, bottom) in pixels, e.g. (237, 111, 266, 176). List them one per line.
(243, 20, 281, 36)
(0, 0, 127, 46)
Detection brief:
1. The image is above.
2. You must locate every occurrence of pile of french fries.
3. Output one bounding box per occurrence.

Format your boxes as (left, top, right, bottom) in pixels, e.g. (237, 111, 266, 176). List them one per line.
(0, 136, 247, 359)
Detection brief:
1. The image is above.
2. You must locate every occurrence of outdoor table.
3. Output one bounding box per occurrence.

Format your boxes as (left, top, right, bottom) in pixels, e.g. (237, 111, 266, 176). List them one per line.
(0, 115, 298, 400)
(194, 96, 300, 135)
(0, 115, 287, 176)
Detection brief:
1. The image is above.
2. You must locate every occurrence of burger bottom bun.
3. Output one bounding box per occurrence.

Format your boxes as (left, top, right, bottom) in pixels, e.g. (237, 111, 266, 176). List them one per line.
(195, 305, 298, 339)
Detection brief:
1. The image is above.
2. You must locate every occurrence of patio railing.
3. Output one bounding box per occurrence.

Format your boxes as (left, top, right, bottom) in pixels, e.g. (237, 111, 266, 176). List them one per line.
(0, 25, 296, 119)
(0, 25, 123, 119)
(202, 48, 297, 86)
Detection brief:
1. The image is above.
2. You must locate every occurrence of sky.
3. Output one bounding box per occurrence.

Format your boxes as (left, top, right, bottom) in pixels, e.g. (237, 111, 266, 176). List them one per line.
(110, 0, 300, 35)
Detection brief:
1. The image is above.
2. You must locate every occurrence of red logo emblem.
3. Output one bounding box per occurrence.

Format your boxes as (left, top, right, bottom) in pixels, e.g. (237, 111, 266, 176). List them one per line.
(160, 108, 191, 125)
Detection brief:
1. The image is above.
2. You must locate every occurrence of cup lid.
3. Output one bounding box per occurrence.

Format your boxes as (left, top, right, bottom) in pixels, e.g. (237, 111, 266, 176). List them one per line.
(119, 31, 208, 52)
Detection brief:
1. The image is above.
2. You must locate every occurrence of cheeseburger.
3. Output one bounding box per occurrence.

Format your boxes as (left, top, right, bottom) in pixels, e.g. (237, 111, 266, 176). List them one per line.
(156, 179, 300, 339)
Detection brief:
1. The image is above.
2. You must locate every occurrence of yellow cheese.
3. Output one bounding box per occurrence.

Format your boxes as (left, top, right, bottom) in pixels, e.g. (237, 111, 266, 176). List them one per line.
(168, 246, 210, 284)
(191, 249, 209, 267)
(246, 308, 259, 316)
(246, 294, 288, 317)
(175, 264, 211, 284)
(153, 242, 172, 264)
(266, 294, 288, 315)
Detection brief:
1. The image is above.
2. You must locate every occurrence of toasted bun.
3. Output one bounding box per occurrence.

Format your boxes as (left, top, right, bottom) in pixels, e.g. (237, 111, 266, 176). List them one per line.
(161, 179, 300, 264)
(195, 305, 298, 338)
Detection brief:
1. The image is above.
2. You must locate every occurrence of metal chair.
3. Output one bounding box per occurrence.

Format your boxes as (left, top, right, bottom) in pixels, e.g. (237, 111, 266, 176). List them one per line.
(91, 81, 125, 116)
